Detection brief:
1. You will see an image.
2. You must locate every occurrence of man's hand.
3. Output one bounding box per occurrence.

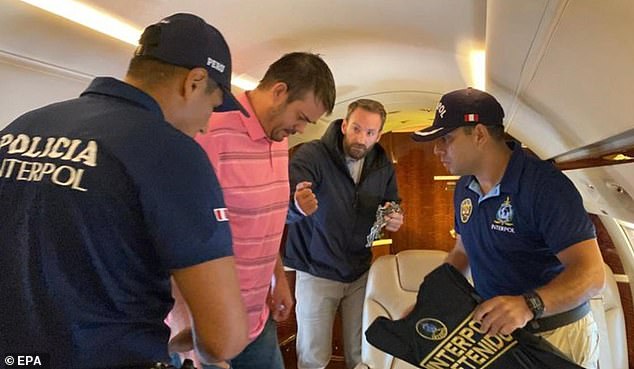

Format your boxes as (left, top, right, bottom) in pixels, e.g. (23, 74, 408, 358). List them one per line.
(268, 268, 294, 322)
(383, 202, 404, 232)
(472, 295, 534, 335)
(294, 181, 318, 216)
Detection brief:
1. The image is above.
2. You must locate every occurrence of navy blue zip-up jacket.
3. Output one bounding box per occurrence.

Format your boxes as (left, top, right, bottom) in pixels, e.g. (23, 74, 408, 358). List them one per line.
(284, 119, 399, 282)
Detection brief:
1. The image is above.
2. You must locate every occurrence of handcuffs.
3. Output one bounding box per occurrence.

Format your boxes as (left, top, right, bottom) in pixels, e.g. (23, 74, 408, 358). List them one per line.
(365, 201, 403, 247)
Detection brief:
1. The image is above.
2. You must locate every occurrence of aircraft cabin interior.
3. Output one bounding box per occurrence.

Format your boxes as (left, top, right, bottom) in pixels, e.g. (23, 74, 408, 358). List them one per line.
(0, 1, 633, 368)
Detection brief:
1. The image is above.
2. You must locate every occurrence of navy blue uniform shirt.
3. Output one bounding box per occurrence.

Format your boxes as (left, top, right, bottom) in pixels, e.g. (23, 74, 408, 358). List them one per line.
(454, 142, 595, 299)
(0, 77, 232, 368)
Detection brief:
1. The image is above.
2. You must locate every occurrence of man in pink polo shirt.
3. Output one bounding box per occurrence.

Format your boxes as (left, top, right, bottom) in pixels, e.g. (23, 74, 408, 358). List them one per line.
(171, 52, 336, 369)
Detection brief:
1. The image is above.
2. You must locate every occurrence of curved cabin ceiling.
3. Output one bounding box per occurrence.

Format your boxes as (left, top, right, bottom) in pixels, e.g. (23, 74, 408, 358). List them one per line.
(1, 0, 633, 221)
(2, 0, 632, 148)
(487, 0, 634, 159)
(0, 0, 486, 144)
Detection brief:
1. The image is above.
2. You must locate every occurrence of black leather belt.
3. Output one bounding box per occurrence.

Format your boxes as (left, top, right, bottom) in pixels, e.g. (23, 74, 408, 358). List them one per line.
(524, 301, 591, 333)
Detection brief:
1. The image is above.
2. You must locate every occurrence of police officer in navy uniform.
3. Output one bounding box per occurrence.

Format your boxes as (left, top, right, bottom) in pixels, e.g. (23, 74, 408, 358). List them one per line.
(0, 14, 249, 368)
(412, 87, 605, 368)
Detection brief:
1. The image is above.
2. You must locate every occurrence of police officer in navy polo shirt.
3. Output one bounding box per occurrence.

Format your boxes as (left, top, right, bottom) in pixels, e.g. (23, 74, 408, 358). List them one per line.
(412, 88, 605, 368)
(0, 14, 249, 369)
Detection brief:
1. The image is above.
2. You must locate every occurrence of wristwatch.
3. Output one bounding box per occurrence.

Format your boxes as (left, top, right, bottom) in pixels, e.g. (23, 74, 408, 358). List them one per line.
(522, 291, 544, 319)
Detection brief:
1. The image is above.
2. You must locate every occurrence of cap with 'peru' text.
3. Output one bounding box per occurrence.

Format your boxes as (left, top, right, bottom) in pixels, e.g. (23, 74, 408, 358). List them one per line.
(135, 13, 249, 117)
(412, 87, 504, 142)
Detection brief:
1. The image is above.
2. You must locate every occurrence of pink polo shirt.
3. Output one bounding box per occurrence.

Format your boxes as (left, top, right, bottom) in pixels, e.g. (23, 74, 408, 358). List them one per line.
(196, 92, 289, 340)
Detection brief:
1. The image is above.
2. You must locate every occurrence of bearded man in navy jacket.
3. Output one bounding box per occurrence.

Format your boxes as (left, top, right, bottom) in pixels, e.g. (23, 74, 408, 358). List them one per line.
(285, 99, 404, 369)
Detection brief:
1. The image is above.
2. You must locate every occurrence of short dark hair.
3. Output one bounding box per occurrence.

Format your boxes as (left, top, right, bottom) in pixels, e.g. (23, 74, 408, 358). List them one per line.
(462, 124, 505, 140)
(258, 52, 336, 114)
(127, 55, 219, 93)
(345, 99, 387, 130)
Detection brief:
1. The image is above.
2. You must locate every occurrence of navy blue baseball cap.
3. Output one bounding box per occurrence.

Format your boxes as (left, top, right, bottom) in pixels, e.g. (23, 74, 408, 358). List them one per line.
(135, 13, 249, 117)
(412, 87, 504, 142)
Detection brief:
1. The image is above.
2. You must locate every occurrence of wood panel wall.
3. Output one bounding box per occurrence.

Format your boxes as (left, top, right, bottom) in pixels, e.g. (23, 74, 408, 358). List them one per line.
(379, 132, 455, 253)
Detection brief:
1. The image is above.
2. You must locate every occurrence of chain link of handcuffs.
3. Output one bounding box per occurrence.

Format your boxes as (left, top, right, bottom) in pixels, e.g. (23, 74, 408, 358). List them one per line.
(365, 201, 402, 248)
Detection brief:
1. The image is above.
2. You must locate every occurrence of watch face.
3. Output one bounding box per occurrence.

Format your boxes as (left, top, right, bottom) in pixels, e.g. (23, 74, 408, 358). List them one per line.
(524, 292, 544, 319)
(528, 296, 540, 308)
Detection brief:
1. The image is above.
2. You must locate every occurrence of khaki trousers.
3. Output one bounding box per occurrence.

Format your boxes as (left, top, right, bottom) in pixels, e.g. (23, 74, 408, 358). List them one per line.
(537, 312, 599, 369)
(294, 271, 369, 369)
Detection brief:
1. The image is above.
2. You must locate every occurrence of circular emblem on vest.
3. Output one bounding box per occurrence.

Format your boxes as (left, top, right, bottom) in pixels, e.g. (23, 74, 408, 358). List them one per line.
(460, 198, 472, 223)
(494, 196, 514, 226)
(416, 318, 448, 340)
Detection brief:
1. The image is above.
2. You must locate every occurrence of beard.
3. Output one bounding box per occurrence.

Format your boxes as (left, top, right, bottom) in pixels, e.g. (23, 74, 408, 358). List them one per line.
(344, 142, 370, 160)
(266, 102, 291, 142)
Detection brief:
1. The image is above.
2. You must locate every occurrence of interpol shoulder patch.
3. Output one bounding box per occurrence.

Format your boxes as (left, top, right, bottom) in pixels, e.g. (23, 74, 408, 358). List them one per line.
(416, 318, 448, 340)
(460, 198, 472, 224)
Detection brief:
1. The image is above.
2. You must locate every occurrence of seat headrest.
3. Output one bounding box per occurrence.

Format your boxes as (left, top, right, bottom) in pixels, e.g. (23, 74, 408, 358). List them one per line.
(395, 250, 449, 291)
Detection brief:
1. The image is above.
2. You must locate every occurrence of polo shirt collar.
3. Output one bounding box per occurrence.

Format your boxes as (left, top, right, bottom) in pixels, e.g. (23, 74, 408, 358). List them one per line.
(463, 140, 526, 198)
(81, 77, 164, 120)
(239, 92, 268, 142)
(468, 180, 500, 203)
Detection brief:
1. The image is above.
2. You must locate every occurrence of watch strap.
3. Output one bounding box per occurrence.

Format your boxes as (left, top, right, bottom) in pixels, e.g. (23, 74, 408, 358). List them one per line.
(523, 290, 545, 320)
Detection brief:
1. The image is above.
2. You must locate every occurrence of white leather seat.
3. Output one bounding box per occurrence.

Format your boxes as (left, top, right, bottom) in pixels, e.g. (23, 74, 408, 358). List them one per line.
(357, 249, 448, 369)
(590, 264, 628, 369)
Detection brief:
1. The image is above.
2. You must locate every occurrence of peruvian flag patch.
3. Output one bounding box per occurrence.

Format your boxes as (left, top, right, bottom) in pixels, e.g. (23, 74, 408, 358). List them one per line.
(464, 113, 479, 122)
(213, 208, 229, 222)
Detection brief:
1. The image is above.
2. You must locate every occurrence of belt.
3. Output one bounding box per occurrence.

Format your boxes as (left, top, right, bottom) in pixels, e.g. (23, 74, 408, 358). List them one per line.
(524, 301, 591, 333)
